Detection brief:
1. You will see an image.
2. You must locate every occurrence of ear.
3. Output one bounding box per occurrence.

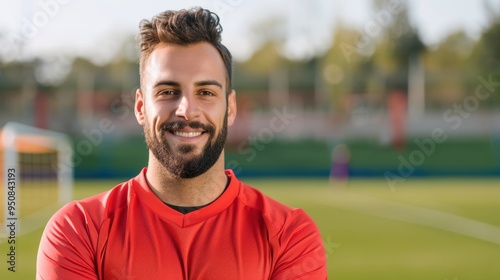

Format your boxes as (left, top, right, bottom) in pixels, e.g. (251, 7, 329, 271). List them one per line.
(227, 90, 237, 126)
(135, 88, 145, 126)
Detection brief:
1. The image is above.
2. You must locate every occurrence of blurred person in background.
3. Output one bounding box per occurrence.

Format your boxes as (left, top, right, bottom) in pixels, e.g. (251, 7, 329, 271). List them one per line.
(329, 143, 350, 188)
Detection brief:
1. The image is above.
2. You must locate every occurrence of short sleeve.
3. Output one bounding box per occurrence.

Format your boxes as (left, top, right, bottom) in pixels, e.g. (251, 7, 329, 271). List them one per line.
(270, 209, 328, 280)
(36, 202, 99, 280)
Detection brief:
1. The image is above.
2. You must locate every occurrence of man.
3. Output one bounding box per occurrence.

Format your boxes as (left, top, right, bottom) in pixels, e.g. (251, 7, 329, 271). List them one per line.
(37, 7, 327, 279)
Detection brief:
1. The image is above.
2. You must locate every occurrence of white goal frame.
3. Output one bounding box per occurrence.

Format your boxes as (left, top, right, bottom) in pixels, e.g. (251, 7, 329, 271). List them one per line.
(1, 122, 73, 237)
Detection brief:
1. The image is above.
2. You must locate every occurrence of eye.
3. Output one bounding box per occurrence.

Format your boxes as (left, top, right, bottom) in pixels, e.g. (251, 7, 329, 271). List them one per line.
(199, 90, 215, 96)
(158, 90, 178, 96)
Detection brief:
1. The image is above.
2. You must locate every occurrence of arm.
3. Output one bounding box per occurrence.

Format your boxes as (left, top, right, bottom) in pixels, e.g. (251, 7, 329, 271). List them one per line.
(271, 209, 328, 280)
(37, 202, 100, 280)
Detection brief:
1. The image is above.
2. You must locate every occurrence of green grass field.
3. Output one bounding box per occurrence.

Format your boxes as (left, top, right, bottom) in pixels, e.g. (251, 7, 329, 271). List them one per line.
(1, 177, 499, 279)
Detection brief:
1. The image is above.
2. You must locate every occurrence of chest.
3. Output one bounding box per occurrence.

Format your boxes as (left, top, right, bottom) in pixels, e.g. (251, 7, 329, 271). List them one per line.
(97, 208, 275, 280)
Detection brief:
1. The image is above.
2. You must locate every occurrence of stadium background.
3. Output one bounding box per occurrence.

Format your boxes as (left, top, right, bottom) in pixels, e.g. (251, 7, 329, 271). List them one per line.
(1, 0, 500, 279)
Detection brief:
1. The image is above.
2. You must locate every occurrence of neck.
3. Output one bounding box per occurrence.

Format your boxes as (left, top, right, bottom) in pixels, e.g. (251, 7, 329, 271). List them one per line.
(145, 152, 228, 207)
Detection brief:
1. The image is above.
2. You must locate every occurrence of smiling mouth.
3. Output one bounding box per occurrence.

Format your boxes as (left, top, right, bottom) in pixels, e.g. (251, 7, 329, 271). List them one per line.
(173, 131, 203, 138)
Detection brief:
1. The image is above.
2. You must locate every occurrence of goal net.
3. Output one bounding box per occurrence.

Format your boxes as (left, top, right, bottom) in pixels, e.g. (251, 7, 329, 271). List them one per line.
(0, 122, 73, 239)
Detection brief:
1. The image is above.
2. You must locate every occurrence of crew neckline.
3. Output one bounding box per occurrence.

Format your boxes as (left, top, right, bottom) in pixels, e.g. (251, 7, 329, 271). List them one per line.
(132, 168, 240, 228)
(165, 176, 231, 214)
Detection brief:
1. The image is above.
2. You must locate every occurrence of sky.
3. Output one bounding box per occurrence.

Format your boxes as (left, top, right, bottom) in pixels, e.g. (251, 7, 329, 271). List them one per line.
(1, 0, 499, 64)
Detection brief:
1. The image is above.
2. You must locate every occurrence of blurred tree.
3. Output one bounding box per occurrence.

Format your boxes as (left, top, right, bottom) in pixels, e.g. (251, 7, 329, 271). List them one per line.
(234, 41, 285, 109)
(469, 0, 500, 107)
(423, 31, 476, 108)
(237, 16, 293, 110)
(478, 0, 500, 72)
(321, 24, 368, 110)
(372, 0, 426, 92)
(241, 41, 287, 74)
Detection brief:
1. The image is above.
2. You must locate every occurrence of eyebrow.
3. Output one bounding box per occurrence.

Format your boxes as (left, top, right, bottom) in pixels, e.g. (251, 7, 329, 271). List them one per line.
(195, 80, 223, 89)
(153, 80, 222, 89)
(153, 80, 181, 89)
(153, 80, 223, 89)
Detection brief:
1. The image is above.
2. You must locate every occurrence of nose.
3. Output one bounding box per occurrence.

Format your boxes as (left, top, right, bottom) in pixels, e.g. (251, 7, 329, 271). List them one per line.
(175, 95, 200, 121)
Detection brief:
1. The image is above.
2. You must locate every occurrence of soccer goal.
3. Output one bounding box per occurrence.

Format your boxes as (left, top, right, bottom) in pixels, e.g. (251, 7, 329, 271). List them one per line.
(0, 122, 73, 239)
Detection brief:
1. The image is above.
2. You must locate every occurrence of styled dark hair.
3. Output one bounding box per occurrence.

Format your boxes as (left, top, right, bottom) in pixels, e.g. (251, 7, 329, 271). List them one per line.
(138, 7, 233, 93)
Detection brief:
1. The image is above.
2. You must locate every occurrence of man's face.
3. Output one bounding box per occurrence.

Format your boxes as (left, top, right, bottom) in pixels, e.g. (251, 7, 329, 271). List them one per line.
(135, 42, 236, 178)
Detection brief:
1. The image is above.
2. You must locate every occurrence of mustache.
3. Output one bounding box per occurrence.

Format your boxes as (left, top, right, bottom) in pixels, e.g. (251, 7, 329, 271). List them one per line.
(160, 120, 215, 134)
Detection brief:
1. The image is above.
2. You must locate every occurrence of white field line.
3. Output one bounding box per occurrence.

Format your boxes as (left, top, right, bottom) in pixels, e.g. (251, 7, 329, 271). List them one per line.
(319, 191, 500, 245)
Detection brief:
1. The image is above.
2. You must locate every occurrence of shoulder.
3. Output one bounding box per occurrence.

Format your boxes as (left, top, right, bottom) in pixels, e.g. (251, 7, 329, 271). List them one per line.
(235, 180, 317, 236)
(39, 177, 136, 260)
(237, 182, 293, 215)
(46, 176, 135, 236)
(78, 179, 132, 217)
(232, 179, 327, 278)
(37, 175, 141, 279)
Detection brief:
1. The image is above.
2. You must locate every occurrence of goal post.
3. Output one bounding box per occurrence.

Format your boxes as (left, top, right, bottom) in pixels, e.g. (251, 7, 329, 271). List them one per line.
(1, 122, 73, 238)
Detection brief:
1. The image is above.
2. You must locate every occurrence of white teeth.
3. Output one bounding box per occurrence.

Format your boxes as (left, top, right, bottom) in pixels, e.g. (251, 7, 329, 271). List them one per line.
(174, 131, 202, 138)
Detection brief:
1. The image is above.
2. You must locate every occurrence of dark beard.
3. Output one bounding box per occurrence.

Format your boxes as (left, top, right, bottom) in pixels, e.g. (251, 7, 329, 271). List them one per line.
(144, 114, 228, 179)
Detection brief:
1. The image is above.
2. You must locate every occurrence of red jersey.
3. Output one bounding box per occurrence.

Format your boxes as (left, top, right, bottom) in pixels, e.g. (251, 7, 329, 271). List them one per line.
(37, 169, 327, 279)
